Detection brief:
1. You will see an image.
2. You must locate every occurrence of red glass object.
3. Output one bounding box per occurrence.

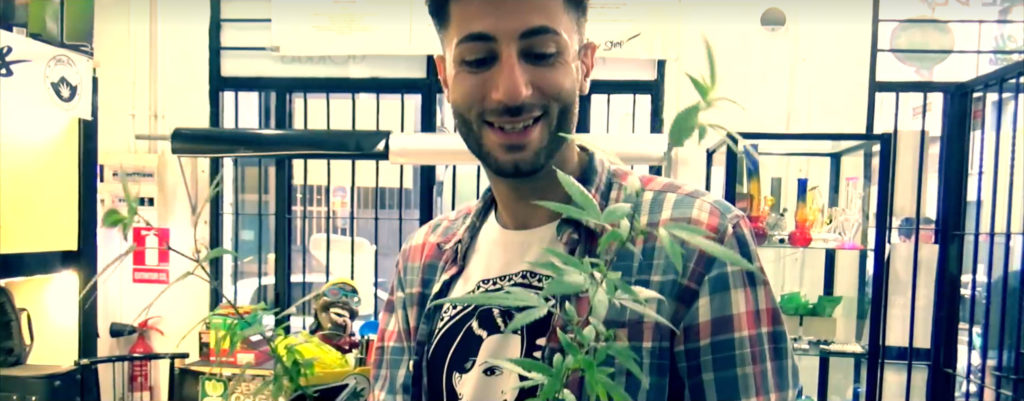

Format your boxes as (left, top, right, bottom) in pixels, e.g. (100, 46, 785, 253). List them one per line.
(749, 215, 769, 246)
(788, 223, 813, 247)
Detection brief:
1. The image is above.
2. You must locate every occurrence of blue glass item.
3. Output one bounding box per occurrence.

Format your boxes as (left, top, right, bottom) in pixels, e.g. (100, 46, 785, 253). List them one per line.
(358, 320, 379, 337)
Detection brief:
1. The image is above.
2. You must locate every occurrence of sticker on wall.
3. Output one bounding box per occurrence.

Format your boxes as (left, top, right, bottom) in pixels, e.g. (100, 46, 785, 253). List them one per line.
(198, 376, 227, 401)
(43, 54, 82, 110)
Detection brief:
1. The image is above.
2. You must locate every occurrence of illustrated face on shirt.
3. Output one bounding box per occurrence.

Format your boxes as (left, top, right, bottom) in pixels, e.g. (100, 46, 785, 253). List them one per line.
(452, 332, 522, 401)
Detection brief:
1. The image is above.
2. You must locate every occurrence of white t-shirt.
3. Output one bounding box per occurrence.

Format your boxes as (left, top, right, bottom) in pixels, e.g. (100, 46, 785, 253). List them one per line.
(427, 211, 561, 401)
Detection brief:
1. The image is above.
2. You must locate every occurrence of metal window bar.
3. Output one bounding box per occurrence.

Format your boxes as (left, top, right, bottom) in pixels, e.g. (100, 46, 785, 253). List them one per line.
(965, 84, 991, 401)
(993, 74, 1021, 400)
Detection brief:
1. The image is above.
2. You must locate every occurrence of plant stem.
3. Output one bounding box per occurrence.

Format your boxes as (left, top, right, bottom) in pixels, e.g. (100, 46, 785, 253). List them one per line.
(80, 244, 137, 308)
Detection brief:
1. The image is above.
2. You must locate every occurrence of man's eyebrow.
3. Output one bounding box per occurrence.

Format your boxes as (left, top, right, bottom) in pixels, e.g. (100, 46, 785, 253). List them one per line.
(455, 32, 496, 47)
(454, 26, 561, 47)
(519, 25, 560, 41)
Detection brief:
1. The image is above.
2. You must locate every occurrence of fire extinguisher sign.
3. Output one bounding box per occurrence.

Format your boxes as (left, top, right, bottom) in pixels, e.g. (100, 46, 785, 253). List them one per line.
(132, 227, 170, 284)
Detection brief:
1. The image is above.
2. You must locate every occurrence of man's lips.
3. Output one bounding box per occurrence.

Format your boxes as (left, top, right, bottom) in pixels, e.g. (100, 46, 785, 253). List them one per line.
(484, 114, 544, 141)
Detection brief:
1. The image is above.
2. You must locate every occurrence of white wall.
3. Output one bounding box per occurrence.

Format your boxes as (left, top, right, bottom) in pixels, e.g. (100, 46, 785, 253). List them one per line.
(0, 271, 80, 365)
(664, 1, 874, 138)
(94, 0, 211, 399)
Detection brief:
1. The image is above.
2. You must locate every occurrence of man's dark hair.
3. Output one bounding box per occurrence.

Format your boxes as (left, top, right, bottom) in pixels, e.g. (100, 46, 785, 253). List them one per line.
(425, 0, 589, 37)
(898, 216, 935, 240)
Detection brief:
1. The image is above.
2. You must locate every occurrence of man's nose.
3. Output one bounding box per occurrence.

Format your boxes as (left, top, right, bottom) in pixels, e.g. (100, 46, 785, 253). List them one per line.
(490, 55, 532, 106)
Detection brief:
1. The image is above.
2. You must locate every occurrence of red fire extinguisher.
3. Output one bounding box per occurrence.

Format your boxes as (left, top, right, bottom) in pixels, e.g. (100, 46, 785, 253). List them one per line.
(129, 317, 163, 399)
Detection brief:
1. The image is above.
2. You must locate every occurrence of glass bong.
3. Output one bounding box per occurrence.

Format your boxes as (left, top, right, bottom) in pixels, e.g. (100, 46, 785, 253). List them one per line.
(832, 177, 864, 250)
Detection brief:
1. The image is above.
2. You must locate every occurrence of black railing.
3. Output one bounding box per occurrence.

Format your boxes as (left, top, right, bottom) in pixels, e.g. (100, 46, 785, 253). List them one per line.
(875, 60, 1024, 401)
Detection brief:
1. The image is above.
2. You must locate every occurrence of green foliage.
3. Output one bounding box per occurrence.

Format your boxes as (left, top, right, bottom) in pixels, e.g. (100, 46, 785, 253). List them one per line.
(668, 103, 700, 148)
(665, 37, 757, 180)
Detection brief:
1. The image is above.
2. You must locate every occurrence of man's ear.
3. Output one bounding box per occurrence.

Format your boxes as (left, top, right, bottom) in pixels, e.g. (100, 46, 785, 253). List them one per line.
(578, 41, 598, 95)
(434, 54, 451, 102)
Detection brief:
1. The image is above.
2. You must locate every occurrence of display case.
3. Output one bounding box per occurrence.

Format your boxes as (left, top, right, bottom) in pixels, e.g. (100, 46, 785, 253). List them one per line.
(707, 133, 893, 401)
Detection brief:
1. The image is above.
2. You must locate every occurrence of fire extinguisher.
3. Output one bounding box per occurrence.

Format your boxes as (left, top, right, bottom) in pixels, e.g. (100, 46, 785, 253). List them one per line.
(129, 317, 163, 399)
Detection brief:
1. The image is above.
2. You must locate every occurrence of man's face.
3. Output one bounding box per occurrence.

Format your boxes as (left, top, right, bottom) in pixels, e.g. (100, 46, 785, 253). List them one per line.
(918, 224, 935, 244)
(435, 0, 596, 179)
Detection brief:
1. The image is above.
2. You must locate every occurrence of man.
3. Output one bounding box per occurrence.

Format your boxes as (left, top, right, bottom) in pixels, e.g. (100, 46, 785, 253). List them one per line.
(897, 216, 936, 244)
(371, 0, 800, 400)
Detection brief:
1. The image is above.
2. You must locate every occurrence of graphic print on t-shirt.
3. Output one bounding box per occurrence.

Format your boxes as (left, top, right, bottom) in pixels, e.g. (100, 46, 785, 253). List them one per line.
(427, 270, 552, 401)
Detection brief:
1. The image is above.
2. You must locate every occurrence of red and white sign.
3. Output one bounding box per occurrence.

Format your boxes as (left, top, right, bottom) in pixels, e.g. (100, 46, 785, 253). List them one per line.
(132, 267, 170, 284)
(132, 227, 169, 267)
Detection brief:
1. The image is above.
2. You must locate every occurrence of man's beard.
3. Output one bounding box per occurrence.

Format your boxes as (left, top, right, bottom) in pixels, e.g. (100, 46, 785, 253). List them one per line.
(453, 100, 578, 179)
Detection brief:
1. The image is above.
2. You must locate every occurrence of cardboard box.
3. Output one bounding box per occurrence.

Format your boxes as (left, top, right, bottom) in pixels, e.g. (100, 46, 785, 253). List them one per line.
(208, 331, 272, 367)
(802, 316, 837, 340)
(782, 315, 802, 338)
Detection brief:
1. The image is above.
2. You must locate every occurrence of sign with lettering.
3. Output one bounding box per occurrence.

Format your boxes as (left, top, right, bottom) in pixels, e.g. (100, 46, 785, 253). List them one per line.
(586, 0, 684, 59)
(132, 227, 170, 267)
(0, 30, 93, 120)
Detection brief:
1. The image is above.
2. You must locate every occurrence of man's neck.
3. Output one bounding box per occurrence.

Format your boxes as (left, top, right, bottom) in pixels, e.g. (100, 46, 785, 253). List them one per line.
(487, 143, 589, 230)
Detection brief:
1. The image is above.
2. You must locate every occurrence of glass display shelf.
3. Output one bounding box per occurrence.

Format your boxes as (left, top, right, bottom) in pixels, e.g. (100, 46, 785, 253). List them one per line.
(758, 243, 874, 251)
(792, 341, 869, 360)
(708, 134, 888, 252)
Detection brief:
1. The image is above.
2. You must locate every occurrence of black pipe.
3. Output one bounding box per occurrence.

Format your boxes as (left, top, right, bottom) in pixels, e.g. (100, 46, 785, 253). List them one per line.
(170, 128, 389, 159)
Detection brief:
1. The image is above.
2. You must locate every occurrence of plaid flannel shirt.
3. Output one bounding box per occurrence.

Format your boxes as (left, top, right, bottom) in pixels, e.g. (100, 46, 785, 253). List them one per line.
(371, 148, 800, 401)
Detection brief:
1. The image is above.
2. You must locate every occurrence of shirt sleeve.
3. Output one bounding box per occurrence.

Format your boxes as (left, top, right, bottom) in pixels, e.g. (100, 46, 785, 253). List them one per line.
(674, 214, 801, 400)
(371, 251, 416, 401)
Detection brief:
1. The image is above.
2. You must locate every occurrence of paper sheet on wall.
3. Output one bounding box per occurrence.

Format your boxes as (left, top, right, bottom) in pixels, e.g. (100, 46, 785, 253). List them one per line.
(270, 0, 441, 56)
(269, 0, 683, 58)
(586, 0, 685, 59)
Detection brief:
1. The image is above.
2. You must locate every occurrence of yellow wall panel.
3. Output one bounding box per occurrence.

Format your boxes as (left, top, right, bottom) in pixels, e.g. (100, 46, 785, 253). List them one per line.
(0, 119, 80, 254)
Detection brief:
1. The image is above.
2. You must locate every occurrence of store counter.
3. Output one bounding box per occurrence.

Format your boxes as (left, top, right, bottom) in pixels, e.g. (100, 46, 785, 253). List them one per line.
(176, 360, 370, 401)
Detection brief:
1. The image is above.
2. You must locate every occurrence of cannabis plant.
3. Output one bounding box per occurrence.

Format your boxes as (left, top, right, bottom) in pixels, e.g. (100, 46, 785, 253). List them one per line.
(666, 38, 749, 169)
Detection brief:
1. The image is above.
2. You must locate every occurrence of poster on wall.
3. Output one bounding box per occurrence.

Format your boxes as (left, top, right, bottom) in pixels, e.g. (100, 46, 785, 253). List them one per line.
(268, 0, 684, 59)
(0, 30, 93, 120)
(0, 30, 93, 254)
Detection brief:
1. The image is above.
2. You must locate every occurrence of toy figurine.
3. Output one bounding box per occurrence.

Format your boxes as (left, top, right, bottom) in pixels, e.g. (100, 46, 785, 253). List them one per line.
(310, 278, 361, 355)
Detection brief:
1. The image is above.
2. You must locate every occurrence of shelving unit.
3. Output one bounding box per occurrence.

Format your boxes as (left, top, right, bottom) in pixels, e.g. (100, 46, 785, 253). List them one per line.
(707, 132, 893, 401)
